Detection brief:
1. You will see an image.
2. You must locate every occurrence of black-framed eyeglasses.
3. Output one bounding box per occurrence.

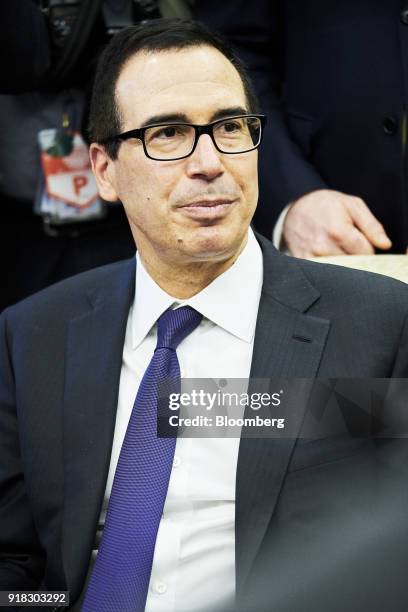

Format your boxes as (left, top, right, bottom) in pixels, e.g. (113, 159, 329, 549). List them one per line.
(101, 114, 267, 161)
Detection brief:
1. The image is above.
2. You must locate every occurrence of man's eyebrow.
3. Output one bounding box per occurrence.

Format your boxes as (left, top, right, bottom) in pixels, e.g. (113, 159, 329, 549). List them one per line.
(140, 113, 189, 128)
(139, 107, 249, 128)
(209, 107, 249, 122)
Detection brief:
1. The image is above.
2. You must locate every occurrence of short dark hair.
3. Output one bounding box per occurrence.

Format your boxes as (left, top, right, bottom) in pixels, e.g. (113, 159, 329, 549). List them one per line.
(88, 18, 259, 159)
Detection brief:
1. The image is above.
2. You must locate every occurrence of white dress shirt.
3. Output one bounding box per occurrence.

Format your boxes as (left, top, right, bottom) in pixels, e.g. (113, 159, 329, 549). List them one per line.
(96, 228, 263, 612)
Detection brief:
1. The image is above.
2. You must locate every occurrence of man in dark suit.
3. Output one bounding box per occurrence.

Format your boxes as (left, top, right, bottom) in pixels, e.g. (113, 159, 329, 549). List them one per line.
(1, 18, 408, 612)
(195, 0, 408, 256)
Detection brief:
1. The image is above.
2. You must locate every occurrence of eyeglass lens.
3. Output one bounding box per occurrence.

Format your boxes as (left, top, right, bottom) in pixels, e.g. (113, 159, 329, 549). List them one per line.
(144, 116, 261, 160)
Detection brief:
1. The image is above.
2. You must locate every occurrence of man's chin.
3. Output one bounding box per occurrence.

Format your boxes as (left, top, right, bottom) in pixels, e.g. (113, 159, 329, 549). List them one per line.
(176, 225, 248, 263)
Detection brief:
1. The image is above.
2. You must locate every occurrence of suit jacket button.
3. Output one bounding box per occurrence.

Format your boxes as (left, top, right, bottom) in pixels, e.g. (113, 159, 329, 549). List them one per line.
(401, 8, 408, 24)
(383, 116, 398, 134)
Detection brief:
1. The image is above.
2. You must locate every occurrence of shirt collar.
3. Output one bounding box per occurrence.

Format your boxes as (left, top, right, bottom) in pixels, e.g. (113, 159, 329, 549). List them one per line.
(131, 227, 263, 348)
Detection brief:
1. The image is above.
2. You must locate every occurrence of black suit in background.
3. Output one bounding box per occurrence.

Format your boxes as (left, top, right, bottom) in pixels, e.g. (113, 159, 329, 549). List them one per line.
(0, 2, 135, 312)
(195, 0, 408, 252)
(1, 0, 51, 93)
(1, 235, 408, 611)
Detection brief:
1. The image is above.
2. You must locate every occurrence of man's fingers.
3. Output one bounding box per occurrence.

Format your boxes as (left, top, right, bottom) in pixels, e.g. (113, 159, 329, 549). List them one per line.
(309, 239, 348, 257)
(283, 190, 393, 257)
(337, 225, 375, 255)
(346, 198, 392, 250)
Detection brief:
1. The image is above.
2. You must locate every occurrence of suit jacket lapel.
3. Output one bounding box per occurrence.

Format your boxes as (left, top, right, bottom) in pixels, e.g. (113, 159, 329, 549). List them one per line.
(61, 258, 136, 597)
(236, 237, 331, 593)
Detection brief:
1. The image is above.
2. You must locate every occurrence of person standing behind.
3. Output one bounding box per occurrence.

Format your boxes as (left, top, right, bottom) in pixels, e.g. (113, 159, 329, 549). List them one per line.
(195, 0, 408, 256)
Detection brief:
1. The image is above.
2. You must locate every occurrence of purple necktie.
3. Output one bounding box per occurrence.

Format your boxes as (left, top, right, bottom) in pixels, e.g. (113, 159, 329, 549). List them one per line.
(82, 306, 202, 612)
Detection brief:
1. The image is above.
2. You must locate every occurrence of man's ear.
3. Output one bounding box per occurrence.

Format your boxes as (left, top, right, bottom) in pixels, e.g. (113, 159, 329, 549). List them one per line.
(89, 143, 119, 202)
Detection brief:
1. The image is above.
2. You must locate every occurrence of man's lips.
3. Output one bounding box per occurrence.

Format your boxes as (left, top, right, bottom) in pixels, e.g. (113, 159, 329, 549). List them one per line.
(177, 198, 237, 220)
(179, 198, 236, 208)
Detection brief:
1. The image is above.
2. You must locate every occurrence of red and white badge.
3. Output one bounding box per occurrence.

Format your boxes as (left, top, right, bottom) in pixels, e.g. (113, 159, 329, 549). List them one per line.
(39, 129, 99, 208)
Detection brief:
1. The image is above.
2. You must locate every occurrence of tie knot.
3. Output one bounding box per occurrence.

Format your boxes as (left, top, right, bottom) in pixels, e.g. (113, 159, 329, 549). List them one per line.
(156, 306, 202, 350)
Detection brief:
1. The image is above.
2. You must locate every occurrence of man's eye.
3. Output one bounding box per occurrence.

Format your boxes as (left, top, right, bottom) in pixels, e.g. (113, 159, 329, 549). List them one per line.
(223, 121, 240, 132)
(149, 125, 187, 141)
(217, 120, 244, 135)
(157, 126, 178, 138)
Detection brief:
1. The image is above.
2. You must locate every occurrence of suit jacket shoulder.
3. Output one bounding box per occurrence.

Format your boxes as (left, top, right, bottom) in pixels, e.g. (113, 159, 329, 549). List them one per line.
(2, 257, 136, 332)
(257, 235, 408, 377)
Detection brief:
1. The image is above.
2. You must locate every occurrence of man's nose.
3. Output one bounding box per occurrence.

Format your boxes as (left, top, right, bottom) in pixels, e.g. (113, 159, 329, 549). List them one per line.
(185, 133, 224, 180)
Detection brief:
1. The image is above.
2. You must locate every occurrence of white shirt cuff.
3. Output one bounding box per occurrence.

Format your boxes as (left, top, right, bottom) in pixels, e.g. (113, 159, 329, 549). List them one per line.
(272, 204, 291, 250)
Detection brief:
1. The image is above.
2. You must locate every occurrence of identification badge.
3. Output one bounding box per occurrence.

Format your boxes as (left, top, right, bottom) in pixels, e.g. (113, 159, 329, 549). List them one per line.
(37, 127, 105, 224)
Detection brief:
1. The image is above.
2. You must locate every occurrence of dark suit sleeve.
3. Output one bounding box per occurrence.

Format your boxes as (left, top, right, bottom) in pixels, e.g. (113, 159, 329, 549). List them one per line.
(194, 0, 327, 236)
(0, 310, 45, 591)
(0, 0, 51, 93)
